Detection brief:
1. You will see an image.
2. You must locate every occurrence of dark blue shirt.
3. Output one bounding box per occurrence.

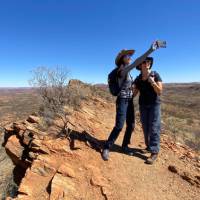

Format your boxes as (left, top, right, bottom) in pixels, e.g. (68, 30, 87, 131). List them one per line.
(134, 71, 162, 105)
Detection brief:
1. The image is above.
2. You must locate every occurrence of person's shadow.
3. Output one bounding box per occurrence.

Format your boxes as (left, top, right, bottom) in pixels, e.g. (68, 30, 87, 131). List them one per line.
(64, 129, 147, 161)
(110, 144, 148, 160)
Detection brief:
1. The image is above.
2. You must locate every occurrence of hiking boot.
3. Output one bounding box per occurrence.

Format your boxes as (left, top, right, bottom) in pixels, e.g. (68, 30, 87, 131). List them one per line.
(102, 149, 109, 161)
(146, 153, 158, 165)
(122, 146, 134, 156)
(140, 147, 151, 154)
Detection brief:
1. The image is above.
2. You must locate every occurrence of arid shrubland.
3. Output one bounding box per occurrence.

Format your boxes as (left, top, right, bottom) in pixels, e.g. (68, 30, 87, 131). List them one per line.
(29, 66, 84, 136)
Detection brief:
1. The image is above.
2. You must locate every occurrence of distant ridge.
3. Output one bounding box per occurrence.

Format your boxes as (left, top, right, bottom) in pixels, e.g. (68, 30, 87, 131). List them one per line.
(0, 87, 33, 89)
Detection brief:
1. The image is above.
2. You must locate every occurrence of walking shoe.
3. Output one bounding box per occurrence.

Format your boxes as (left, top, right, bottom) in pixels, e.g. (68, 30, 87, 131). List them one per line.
(102, 149, 109, 161)
(145, 153, 158, 165)
(122, 146, 134, 156)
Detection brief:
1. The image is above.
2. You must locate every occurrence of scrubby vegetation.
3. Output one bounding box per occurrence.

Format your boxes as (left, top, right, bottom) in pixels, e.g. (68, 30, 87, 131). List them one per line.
(29, 67, 85, 136)
(0, 89, 40, 126)
(0, 82, 199, 151)
(161, 84, 200, 151)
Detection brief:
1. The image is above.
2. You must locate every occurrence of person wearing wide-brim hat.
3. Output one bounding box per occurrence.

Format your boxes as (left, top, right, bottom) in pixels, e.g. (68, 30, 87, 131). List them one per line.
(102, 41, 164, 161)
(133, 56, 163, 164)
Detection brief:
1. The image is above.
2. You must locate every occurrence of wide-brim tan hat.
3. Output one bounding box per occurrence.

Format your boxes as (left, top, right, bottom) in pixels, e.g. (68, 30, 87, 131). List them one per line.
(115, 49, 135, 66)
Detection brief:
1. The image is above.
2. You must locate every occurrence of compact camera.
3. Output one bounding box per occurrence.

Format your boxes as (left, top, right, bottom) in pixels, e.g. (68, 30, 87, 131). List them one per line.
(157, 40, 167, 48)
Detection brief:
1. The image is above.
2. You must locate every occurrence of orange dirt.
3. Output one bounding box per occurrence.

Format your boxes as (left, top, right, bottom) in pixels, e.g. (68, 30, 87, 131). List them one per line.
(3, 97, 200, 200)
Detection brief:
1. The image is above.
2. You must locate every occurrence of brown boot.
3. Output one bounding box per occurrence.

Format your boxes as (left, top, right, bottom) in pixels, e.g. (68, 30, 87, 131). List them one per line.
(146, 153, 158, 165)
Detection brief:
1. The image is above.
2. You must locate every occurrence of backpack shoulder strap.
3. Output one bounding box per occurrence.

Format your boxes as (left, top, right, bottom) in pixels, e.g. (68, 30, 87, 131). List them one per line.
(129, 73, 133, 81)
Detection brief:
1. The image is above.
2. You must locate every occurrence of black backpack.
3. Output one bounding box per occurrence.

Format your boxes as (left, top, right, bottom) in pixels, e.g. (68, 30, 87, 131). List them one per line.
(108, 68, 122, 96)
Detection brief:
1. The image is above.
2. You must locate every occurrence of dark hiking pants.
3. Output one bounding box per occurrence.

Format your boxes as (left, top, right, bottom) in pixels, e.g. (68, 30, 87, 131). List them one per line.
(139, 104, 161, 154)
(104, 97, 135, 149)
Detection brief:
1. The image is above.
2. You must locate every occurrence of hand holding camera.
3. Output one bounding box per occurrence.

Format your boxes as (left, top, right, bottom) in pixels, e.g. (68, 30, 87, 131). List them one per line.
(152, 40, 167, 50)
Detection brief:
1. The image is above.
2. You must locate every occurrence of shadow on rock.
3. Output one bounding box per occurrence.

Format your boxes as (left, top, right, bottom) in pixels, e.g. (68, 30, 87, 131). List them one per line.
(68, 130, 105, 152)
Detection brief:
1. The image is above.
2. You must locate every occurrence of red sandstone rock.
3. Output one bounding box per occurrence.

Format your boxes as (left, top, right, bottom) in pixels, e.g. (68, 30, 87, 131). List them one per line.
(5, 135, 29, 169)
(50, 173, 77, 200)
(57, 163, 76, 178)
(27, 115, 40, 124)
(3, 97, 200, 200)
(4, 123, 14, 132)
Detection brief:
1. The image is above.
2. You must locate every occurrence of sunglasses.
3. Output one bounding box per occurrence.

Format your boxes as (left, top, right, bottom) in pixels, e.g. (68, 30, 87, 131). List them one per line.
(124, 55, 132, 59)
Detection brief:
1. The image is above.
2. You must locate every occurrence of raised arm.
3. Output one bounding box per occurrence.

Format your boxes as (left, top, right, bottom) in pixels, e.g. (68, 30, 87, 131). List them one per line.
(119, 41, 160, 78)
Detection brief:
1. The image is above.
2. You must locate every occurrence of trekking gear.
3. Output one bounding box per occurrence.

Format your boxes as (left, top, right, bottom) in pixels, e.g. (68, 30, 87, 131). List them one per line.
(108, 67, 133, 96)
(145, 153, 158, 164)
(108, 68, 122, 96)
(102, 149, 110, 161)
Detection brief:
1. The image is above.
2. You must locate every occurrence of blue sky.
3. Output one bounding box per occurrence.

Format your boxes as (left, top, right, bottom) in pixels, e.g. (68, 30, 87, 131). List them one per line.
(0, 0, 200, 87)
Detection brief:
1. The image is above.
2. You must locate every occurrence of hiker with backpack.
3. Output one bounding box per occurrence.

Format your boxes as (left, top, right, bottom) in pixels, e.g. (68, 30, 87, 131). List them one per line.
(102, 41, 164, 161)
(133, 57, 163, 164)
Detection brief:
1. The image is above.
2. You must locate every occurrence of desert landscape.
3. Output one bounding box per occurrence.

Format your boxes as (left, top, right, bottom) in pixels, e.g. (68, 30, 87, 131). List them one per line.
(161, 83, 200, 151)
(0, 81, 199, 199)
(1, 1, 199, 199)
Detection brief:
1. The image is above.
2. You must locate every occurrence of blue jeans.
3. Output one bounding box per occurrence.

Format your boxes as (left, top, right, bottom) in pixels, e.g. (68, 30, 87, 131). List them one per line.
(139, 104, 161, 154)
(104, 97, 135, 149)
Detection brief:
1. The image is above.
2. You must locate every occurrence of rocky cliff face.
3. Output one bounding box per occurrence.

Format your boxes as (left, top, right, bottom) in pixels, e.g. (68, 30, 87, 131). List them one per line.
(2, 97, 200, 200)
(0, 127, 16, 200)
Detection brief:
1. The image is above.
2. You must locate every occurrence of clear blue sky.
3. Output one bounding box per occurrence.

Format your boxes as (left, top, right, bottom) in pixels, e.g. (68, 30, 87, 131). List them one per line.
(0, 0, 200, 87)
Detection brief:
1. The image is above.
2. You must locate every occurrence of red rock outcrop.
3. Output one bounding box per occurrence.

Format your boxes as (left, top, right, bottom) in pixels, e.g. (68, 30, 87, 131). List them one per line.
(3, 98, 114, 200)
(3, 97, 200, 200)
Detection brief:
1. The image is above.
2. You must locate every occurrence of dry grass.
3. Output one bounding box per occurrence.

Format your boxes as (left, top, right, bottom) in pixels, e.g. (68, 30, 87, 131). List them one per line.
(0, 83, 199, 151)
(161, 83, 200, 151)
(0, 88, 40, 126)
